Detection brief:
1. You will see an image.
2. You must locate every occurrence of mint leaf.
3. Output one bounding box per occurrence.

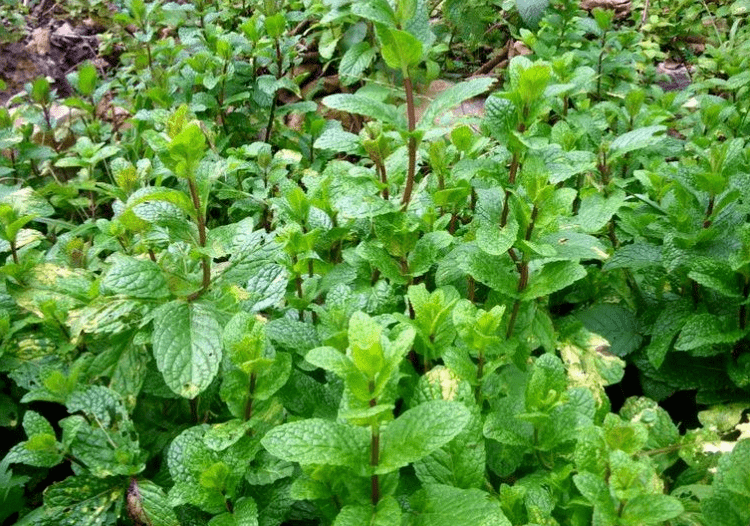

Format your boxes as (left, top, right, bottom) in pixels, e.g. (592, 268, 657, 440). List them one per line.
(376, 26, 423, 71)
(244, 263, 288, 312)
(378, 400, 470, 473)
(523, 261, 587, 299)
(675, 313, 745, 351)
(261, 419, 370, 469)
(409, 484, 511, 526)
(339, 42, 377, 86)
(40, 475, 124, 526)
(620, 494, 684, 525)
(475, 219, 518, 257)
(129, 479, 181, 526)
(102, 255, 170, 299)
(351, 0, 396, 26)
(516, 0, 549, 27)
(576, 304, 642, 357)
(322, 94, 400, 126)
(609, 126, 667, 159)
(152, 301, 222, 398)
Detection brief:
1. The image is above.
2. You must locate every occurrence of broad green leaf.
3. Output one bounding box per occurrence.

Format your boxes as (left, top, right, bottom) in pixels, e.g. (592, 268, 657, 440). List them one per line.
(4, 412, 63, 468)
(475, 219, 518, 256)
(244, 263, 289, 312)
(518, 64, 551, 104)
(675, 313, 745, 351)
(348, 311, 385, 378)
(63, 386, 145, 476)
(223, 312, 266, 369)
(152, 301, 222, 398)
(573, 472, 617, 524)
(722, 439, 750, 497)
(409, 484, 511, 526)
(378, 400, 470, 473)
(523, 261, 587, 299)
(604, 243, 661, 271)
(376, 25, 423, 71)
(516, 0, 549, 27)
(39, 475, 124, 526)
(413, 402, 485, 489)
(334, 497, 401, 526)
(340, 42, 377, 86)
(688, 259, 742, 297)
(620, 494, 684, 525)
(609, 126, 666, 159)
(254, 352, 292, 400)
(322, 94, 400, 126)
(129, 479, 181, 526)
(261, 419, 370, 469)
(351, 0, 396, 26)
(525, 353, 567, 413)
(101, 255, 170, 299)
(576, 304, 642, 357)
(408, 231, 454, 277)
(576, 189, 627, 233)
(418, 77, 495, 128)
(306, 346, 358, 378)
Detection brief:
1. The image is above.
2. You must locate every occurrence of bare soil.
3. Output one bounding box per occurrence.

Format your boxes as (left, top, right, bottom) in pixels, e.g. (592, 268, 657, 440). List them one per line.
(0, 0, 110, 106)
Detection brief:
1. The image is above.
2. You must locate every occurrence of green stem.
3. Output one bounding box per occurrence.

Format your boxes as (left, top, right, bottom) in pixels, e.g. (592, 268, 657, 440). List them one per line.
(187, 178, 211, 302)
(244, 372, 257, 421)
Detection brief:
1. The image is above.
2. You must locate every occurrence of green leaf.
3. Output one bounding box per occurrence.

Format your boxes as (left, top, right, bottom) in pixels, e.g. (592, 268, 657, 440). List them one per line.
(516, 0, 549, 27)
(244, 263, 289, 312)
(518, 64, 551, 104)
(378, 400, 470, 473)
(348, 311, 385, 378)
(688, 259, 742, 297)
(573, 472, 617, 524)
(523, 261, 587, 299)
(722, 439, 750, 498)
(576, 189, 627, 233)
(40, 475, 124, 526)
(261, 419, 370, 469)
(408, 231, 454, 277)
(334, 497, 401, 526)
(675, 313, 745, 351)
(409, 484, 511, 526)
(376, 26, 423, 71)
(351, 0, 397, 26)
(620, 494, 684, 525)
(576, 304, 642, 357)
(604, 243, 661, 271)
(152, 301, 222, 398)
(339, 42, 377, 86)
(322, 94, 400, 126)
(101, 255, 170, 299)
(418, 77, 495, 128)
(129, 479, 181, 526)
(609, 126, 666, 159)
(413, 399, 485, 489)
(475, 219, 518, 256)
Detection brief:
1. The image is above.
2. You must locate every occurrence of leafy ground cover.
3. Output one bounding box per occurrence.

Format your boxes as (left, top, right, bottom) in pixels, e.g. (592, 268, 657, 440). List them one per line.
(1, 0, 750, 524)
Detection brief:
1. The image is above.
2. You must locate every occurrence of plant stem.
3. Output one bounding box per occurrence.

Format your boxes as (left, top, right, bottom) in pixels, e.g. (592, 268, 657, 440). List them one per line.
(369, 384, 380, 506)
(506, 205, 537, 339)
(244, 372, 257, 421)
(703, 195, 715, 228)
(187, 178, 211, 302)
(401, 75, 417, 210)
(9, 239, 18, 264)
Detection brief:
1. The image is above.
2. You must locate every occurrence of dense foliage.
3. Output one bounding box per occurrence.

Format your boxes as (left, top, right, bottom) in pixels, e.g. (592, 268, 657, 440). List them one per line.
(1, 0, 750, 525)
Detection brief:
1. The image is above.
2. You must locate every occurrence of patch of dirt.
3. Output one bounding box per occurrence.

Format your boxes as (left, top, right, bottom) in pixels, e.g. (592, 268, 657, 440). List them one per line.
(0, 1, 110, 106)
